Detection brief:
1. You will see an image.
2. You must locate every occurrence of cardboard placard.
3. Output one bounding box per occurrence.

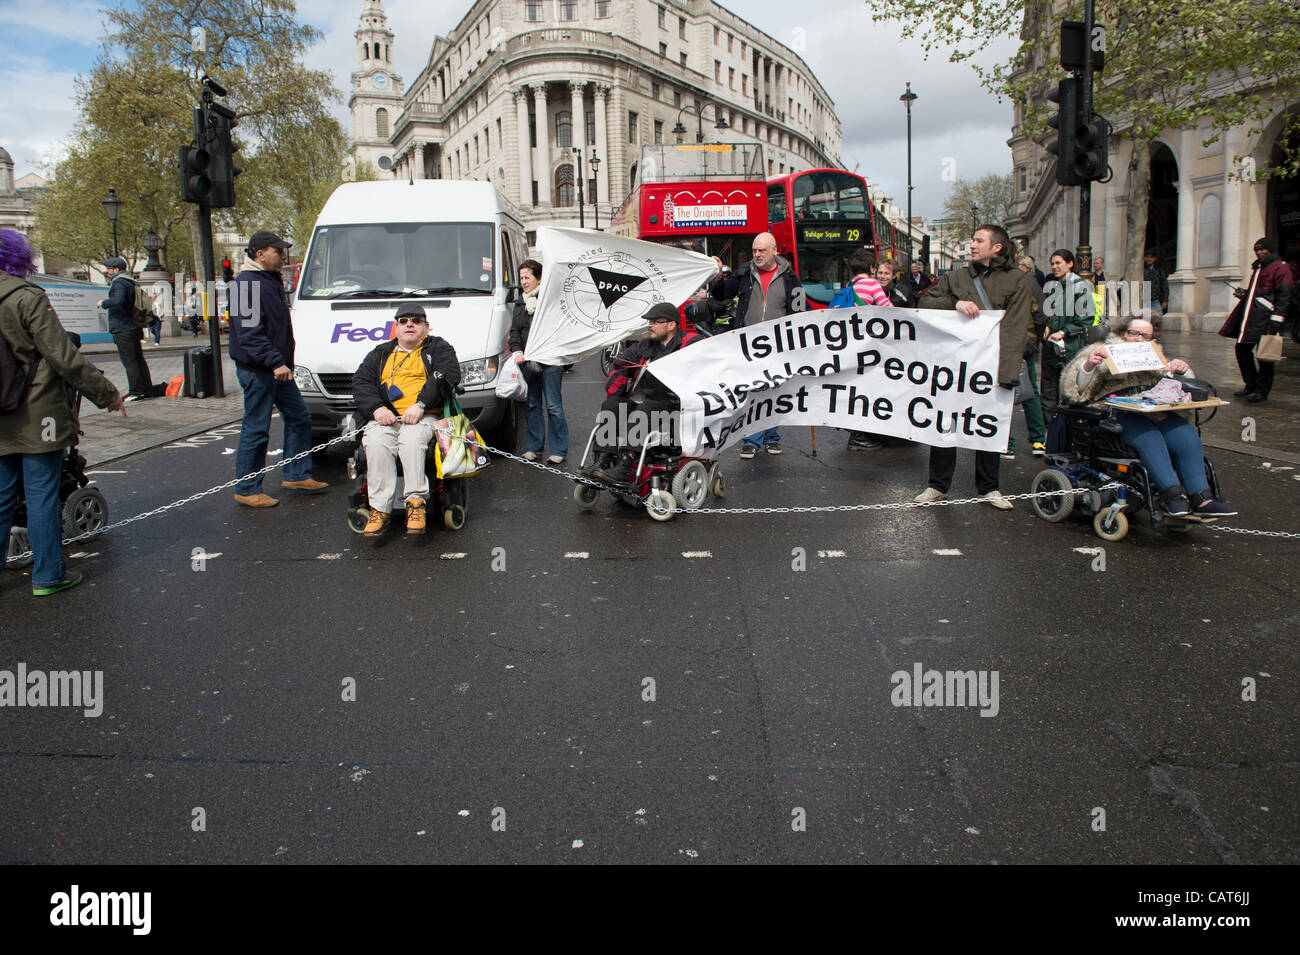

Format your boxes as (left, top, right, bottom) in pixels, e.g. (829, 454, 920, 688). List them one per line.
(1103, 341, 1168, 375)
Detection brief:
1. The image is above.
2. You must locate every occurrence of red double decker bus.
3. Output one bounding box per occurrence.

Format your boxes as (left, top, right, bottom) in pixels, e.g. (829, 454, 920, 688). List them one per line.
(610, 143, 768, 274)
(766, 168, 880, 308)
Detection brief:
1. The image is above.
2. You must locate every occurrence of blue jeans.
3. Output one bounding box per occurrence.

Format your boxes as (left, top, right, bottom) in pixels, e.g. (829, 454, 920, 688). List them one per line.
(1117, 412, 1208, 495)
(525, 364, 568, 457)
(0, 450, 67, 587)
(744, 427, 780, 449)
(235, 366, 313, 494)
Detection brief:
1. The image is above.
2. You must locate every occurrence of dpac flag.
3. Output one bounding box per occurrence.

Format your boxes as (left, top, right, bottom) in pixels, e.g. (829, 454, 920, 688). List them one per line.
(524, 227, 718, 366)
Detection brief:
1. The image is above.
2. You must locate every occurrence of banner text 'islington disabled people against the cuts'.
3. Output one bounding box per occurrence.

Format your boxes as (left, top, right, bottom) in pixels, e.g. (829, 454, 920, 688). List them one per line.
(649, 305, 1015, 456)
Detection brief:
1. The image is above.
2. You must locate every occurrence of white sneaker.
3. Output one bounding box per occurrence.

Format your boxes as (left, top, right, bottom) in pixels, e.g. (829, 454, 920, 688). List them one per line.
(522, 451, 539, 462)
(981, 490, 1014, 510)
(914, 487, 946, 503)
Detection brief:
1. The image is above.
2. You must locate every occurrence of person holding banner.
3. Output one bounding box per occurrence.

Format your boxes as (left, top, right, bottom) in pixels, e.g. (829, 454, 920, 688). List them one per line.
(1064, 315, 1236, 519)
(708, 232, 807, 459)
(509, 259, 568, 464)
(585, 303, 699, 487)
(914, 225, 1033, 510)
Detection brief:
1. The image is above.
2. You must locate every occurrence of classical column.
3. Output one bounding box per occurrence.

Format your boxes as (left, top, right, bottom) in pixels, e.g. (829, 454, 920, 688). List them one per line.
(513, 86, 533, 206)
(534, 84, 552, 205)
(593, 84, 610, 205)
(1166, 127, 1198, 321)
(412, 143, 425, 180)
(569, 81, 585, 153)
(1220, 125, 1245, 275)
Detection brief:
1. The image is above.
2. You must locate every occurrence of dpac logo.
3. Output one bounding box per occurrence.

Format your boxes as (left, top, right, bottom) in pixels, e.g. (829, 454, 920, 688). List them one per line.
(557, 248, 668, 332)
(588, 266, 649, 307)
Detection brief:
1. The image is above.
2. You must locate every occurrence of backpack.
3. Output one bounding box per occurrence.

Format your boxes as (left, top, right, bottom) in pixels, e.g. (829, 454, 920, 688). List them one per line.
(113, 275, 153, 328)
(0, 284, 42, 413)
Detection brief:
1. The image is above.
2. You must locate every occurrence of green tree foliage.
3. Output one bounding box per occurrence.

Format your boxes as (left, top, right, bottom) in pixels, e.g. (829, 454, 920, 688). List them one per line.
(864, 0, 1300, 278)
(941, 174, 1016, 241)
(35, 0, 353, 279)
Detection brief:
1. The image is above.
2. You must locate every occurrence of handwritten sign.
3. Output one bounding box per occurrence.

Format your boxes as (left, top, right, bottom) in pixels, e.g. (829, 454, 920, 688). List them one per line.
(1104, 341, 1168, 375)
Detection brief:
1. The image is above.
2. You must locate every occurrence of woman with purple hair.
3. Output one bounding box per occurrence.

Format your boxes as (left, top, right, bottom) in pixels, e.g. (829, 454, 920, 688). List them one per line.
(1, 229, 125, 595)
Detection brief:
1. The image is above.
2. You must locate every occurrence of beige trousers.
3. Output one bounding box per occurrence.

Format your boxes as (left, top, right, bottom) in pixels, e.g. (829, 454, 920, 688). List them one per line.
(362, 418, 436, 513)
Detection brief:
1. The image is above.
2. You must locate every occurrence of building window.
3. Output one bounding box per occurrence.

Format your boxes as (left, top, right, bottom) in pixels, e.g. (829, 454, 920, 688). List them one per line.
(742, 75, 748, 95)
(680, 52, 687, 67)
(658, 5, 666, 28)
(673, 90, 681, 106)
(713, 25, 720, 45)
(659, 42, 668, 57)
(651, 81, 660, 100)
(556, 110, 573, 148)
(654, 119, 663, 143)
(555, 164, 575, 207)
(628, 111, 638, 143)
(714, 60, 722, 82)
(727, 33, 733, 53)
(525, 1, 542, 22)
(375, 108, 389, 139)
(595, 0, 611, 17)
(585, 109, 595, 145)
(529, 111, 536, 147)
(729, 67, 735, 89)
(679, 17, 686, 39)
(1017, 165, 1027, 193)
(531, 182, 538, 205)
(559, 0, 577, 21)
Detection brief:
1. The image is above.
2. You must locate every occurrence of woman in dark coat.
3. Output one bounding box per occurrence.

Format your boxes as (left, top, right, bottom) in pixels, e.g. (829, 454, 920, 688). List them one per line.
(1219, 237, 1293, 402)
(507, 258, 568, 464)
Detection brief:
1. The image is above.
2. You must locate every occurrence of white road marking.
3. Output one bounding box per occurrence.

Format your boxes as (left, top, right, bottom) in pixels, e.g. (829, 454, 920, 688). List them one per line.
(439, 552, 467, 559)
(681, 551, 712, 558)
(316, 553, 342, 560)
(68, 552, 99, 559)
(86, 470, 126, 475)
(1072, 547, 1103, 555)
(564, 551, 589, 558)
(932, 548, 963, 556)
(817, 550, 846, 557)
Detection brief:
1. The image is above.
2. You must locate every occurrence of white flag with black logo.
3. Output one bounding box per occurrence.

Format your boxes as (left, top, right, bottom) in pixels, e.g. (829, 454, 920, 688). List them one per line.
(524, 227, 718, 365)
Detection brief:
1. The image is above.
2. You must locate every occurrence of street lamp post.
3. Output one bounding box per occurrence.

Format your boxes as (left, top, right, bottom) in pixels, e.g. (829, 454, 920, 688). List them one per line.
(101, 187, 123, 258)
(900, 83, 917, 265)
(589, 154, 601, 230)
(572, 146, 586, 228)
(671, 100, 730, 145)
(141, 231, 163, 273)
(971, 203, 979, 234)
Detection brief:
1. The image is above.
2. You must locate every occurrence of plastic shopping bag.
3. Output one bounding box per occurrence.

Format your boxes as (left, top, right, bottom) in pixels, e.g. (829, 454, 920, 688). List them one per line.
(434, 397, 492, 478)
(495, 353, 528, 400)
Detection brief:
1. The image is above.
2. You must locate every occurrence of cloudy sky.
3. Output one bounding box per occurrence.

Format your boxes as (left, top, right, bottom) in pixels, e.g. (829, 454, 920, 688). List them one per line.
(0, 0, 1019, 220)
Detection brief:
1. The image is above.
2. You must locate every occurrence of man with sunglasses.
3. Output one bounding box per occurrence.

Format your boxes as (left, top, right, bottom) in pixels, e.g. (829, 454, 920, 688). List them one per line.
(230, 230, 328, 507)
(352, 303, 461, 536)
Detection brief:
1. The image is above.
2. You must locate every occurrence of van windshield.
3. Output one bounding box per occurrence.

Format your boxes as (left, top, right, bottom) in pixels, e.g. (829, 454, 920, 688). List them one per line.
(299, 223, 495, 298)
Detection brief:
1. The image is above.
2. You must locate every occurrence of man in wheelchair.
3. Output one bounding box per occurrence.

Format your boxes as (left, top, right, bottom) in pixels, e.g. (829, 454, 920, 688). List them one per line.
(584, 302, 699, 486)
(352, 304, 460, 536)
(1060, 314, 1235, 520)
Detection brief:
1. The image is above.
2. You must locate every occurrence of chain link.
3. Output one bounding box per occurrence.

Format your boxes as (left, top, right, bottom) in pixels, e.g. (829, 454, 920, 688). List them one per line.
(9, 423, 1299, 564)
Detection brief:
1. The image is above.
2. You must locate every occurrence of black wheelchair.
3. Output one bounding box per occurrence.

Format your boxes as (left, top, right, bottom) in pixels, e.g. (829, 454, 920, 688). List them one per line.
(1029, 402, 1221, 541)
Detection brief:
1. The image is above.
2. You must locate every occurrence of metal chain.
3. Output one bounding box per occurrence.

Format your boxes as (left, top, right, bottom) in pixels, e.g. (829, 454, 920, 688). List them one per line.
(10, 423, 1299, 563)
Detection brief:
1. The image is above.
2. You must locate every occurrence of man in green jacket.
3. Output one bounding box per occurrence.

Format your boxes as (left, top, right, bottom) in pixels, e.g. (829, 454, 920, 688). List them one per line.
(1, 230, 125, 595)
(914, 224, 1034, 510)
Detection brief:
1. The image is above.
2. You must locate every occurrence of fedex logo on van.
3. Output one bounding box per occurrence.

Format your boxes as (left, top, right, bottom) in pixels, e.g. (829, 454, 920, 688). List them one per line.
(331, 321, 396, 343)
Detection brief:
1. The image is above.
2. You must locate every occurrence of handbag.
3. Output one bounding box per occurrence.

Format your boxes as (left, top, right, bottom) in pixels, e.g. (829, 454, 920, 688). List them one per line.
(1014, 359, 1033, 405)
(1256, 333, 1284, 363)
(495, 353, 528, 401)
(433, 395, 492, 478)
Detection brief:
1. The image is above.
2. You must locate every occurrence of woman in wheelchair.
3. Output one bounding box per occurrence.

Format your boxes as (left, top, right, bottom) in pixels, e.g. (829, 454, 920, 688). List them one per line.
(1061, 315, 1235, 519)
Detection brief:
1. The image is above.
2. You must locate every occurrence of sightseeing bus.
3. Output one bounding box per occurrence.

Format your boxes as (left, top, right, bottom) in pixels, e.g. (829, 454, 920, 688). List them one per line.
(765, 168, 881, 308)
(609, 142, 768, 274)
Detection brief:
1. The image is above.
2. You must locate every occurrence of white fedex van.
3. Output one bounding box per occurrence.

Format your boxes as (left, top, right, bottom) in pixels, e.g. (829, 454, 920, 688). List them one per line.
(290, 180, 528, 448)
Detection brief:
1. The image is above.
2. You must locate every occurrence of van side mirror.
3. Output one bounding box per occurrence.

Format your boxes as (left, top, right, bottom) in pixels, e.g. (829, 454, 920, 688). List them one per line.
(505, 284, 523, 304)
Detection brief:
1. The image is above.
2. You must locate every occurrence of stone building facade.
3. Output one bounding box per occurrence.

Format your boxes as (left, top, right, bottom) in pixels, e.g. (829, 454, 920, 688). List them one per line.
(349, 0, 843, 239)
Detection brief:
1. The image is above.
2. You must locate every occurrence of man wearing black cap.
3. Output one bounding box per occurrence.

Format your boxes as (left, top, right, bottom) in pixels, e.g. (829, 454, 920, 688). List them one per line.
(1221, 236, 1294, 402)
(586, 302, 699, 485)
(230, 230, 326, 507)
(351, 303, 461, 536)
(98, 257, 154, 400)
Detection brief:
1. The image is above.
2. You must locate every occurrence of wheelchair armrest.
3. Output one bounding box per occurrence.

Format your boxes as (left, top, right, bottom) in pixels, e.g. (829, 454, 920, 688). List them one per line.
(1058, 405, 1107, 421)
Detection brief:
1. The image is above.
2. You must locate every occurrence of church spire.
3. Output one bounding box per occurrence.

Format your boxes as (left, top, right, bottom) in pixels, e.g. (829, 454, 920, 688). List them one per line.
(356, 0, 393, 69)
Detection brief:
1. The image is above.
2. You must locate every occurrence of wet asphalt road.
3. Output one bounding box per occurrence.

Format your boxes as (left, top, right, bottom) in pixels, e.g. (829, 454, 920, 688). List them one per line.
(2, 356, 1297, 864)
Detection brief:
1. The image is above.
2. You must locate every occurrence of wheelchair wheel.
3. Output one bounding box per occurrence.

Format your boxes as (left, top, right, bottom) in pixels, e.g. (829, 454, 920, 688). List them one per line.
(671, 460, 710, 510)
(1030, 468, 1075, 523)
(443, 504, 467, 531)
(709, 466, 725, 499)
(6, 527, 33, 569)
(645, 489, 677, 522)
(573, 484, 600, 509)
(62, 486, 109, 541)
(1093, 509, 1129, 541)
(347, 506, 371, 534)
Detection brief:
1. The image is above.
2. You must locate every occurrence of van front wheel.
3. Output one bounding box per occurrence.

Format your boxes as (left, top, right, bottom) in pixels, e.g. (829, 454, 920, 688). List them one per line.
(484, 401, 520, 454)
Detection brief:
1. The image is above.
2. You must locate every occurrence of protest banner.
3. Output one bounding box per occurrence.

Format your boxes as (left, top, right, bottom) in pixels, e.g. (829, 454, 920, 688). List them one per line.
(648, 305, 1014, 455)
(525, 227, 718, 366)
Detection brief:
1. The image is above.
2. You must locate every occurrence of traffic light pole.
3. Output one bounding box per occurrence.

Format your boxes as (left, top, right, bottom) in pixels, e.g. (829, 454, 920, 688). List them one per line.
(191, 104, 225, 398)
(1076, 0, 1095, 280)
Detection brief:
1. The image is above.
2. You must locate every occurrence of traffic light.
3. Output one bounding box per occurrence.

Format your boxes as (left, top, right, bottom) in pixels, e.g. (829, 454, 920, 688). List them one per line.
(1074, 117, 1110, 182)
(206, 104, 242, 209)
(221, 258, 233, 282)
(1045, 78, 1082, 186)
(179, 142, 211, 203)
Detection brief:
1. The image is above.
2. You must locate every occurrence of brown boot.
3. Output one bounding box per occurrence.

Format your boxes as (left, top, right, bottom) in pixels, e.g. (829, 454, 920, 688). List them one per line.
(282, 478, 329, 492)
(234, 492, 279, 508)
(363, 510, 391, 537)
(405, 497, 427, 535)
